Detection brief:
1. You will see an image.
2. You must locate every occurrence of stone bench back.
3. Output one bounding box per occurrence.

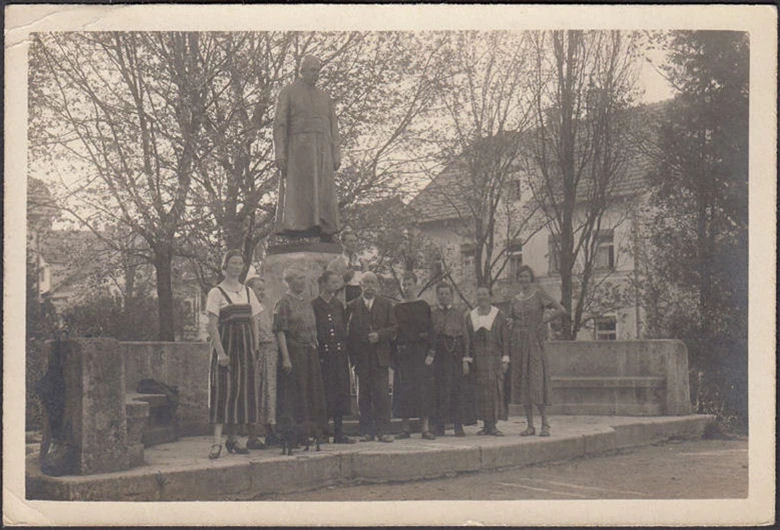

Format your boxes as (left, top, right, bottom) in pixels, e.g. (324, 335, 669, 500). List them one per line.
(536, 340, 692, 416)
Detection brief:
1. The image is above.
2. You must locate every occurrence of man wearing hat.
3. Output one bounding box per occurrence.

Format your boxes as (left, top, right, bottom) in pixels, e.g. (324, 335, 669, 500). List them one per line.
(273, 55, 341, 242)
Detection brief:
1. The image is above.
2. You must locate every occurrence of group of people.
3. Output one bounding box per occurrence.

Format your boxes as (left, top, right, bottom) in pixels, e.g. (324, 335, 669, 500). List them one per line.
(205, 240, 565, 459)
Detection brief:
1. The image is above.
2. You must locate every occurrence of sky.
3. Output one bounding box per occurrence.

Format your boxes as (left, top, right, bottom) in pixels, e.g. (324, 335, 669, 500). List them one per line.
(637, 47, 675, 103)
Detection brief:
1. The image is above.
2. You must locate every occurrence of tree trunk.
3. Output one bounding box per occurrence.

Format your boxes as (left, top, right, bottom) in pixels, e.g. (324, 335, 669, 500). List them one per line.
(153, 246, 176, 341)
(122, 260, 137, 341)
(559, 223, 575, 340)
(556, 30, 578, 341)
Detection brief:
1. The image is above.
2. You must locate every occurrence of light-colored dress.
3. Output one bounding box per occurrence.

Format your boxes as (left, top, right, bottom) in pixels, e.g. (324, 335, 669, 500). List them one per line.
(509, 289, 557, 406)
(256, 303, 278, 426)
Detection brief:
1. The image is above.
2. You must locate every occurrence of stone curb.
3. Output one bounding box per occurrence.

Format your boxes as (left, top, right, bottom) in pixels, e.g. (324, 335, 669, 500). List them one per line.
(26, 415, 713, 501)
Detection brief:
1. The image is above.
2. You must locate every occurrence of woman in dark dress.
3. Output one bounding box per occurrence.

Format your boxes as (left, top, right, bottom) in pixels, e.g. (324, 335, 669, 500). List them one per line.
(392, 272, 436, 440)
(273, 267, 328, 445)
(313, 270, 355, 444)
(206, 250, 263, 458)
(509, 265, 566, 437)
(464, 285, 510, 436)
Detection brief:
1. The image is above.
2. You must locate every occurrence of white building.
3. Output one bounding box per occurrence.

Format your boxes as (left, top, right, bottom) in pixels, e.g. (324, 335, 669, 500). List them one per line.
(408, 105, 663, 341)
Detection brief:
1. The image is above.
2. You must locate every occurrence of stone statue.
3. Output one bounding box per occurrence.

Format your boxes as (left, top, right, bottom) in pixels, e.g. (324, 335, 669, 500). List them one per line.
(273, 55, 341, 242)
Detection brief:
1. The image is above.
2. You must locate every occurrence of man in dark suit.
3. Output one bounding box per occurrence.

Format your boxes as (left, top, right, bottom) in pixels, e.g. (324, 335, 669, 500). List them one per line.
(346, 272, 396, 442)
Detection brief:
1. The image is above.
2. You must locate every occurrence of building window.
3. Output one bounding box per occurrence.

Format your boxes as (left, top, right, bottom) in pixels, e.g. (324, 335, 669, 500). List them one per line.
(548, 234, 560, 274)
(594, 230, 615, 271)
(507, 241, 523, 280)
(595, 314, 617, 340)
(461, 243, 475, 281)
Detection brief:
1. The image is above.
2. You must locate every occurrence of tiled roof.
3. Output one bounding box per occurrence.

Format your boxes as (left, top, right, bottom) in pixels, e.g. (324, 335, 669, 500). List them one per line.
(410, 101, 667, 223)
(407, 165, 473, 223)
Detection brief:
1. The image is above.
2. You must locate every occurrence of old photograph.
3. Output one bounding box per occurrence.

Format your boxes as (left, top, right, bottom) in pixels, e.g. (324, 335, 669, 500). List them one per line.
(4, 4, 775, 527)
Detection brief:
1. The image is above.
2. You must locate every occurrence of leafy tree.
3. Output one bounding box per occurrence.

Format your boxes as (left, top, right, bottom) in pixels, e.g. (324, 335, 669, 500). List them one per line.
(523, 30, 642, 339)
(643, 31, 748, 427)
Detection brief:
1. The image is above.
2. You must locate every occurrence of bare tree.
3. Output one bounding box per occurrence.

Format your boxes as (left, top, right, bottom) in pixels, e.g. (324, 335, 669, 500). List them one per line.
(180, 32, 449, 290)
(30, 32, 221, 339)
(426, 31, 542, 292)
(522, 30, 641, 339)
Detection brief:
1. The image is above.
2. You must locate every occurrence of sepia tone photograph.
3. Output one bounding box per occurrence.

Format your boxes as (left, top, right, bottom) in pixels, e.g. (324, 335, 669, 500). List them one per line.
(4, 3, 775, 527)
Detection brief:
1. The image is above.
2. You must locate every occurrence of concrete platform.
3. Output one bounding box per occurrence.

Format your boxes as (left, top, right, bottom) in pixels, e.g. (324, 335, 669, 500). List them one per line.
(26, 414, 713, 501)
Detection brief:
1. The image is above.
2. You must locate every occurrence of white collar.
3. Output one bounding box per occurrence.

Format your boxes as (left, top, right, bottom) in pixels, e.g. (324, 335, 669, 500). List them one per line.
(470, 306, 498, 331)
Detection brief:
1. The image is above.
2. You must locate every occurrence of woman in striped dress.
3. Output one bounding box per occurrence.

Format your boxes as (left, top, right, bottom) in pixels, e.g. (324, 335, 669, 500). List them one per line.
(206, 250, 263, 459)
(509, 265, 566, 437)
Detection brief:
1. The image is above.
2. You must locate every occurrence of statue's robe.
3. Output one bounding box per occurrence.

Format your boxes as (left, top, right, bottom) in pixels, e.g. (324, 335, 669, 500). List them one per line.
(273, 79, 341, 236)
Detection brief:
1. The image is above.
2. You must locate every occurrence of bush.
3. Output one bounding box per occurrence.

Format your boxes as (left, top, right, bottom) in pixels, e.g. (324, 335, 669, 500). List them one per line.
(688, 338, 748, 435)
(26, 339, 48, 431)
(60, 292, 185, 341)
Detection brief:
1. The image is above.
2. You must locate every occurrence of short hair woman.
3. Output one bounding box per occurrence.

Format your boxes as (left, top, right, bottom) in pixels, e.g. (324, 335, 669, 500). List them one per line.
(205, 250, 263, 458)
(273, 267, 328, 450)
(509, 265, 566, 437)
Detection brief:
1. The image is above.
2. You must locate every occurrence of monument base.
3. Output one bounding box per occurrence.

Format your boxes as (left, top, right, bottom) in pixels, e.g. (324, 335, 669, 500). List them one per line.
(261, 243, 343, 313)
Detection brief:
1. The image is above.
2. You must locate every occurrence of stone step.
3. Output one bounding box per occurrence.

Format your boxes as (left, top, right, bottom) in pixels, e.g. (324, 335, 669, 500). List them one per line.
(26, 414, 714, 501)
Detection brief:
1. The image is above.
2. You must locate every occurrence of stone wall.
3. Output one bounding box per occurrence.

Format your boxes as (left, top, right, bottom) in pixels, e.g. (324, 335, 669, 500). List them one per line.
(509, 339, 693, 416)
(123, 339, 692, 439)
(122, 342, 211, 436)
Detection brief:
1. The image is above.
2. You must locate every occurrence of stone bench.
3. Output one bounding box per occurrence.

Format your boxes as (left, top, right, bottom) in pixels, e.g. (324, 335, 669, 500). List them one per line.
(123, 342, 211, 437)
(550, 376, 666, 416)
(126, 392, 179, 447)
(510, 339, 692, 416)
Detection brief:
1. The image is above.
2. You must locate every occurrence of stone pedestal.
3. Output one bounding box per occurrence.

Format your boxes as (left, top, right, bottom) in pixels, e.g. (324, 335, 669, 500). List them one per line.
(261, 241, 343, 311)
(39, 337, 130, 475)
(262, 241, 358, 416)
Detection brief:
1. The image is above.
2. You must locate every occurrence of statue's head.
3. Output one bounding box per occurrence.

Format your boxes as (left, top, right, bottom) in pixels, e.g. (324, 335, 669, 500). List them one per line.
(300, 55, 322, 86)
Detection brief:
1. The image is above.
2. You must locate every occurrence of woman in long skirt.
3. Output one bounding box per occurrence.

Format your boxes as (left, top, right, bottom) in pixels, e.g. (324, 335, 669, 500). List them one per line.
(313, 270, 355, 444)
(206, 250, 263, 458)
(245, 273, 277, 449)
(392, 272, 436, 440)
(509, 265, 566, 437)
(464, 285, 510, 436)
(273, 267, 328, 446)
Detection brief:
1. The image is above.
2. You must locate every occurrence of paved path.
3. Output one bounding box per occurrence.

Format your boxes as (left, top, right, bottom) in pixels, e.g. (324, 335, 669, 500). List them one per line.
(263, 438, 748, 501)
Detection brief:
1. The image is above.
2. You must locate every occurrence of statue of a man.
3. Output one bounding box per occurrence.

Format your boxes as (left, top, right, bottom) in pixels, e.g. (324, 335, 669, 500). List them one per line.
(273, 55, 341, 242)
